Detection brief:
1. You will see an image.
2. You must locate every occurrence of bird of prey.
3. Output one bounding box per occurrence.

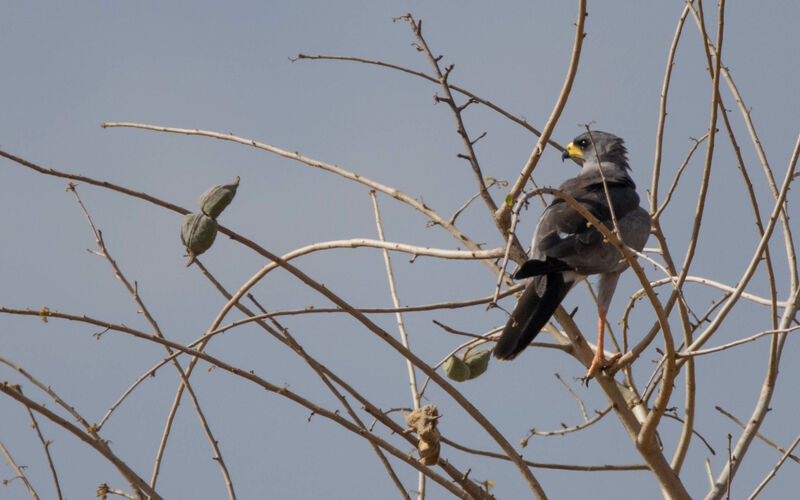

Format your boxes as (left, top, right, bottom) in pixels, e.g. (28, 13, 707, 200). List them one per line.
(494, 131, 651, 379)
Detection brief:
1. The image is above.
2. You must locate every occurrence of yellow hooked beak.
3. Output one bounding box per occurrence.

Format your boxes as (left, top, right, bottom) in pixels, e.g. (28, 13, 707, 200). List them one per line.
(563, 141, 584, 160)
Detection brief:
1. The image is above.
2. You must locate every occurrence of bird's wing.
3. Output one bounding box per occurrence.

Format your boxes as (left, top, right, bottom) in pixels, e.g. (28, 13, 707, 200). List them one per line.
(530, 172, 645, 273)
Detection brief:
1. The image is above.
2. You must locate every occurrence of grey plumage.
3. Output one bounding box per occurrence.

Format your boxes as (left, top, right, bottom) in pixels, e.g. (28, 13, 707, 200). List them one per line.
(494, 131, 651, 365)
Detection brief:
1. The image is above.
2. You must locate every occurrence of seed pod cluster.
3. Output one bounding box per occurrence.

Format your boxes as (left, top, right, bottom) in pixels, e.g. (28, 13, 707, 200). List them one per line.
(443, 348, 492, 382)
(181, 176, 240, 266)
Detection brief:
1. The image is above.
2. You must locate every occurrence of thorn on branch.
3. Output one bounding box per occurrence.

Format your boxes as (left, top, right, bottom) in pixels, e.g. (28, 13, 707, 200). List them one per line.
(469, 131, 487, 146)
(92, 327, 110, 340)
(433, 94, 453, 105)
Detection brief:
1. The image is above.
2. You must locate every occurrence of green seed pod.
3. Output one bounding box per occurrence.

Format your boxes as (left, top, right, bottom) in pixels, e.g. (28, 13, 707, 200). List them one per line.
(181, 213, 218, 263)
(199, 176, 240, 219)
(463, 349, 491, 379)
(443, 355, 471, 382)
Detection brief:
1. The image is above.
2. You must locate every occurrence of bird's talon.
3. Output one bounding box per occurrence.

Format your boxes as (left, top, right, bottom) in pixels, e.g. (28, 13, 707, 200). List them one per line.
(584, 352, 621, 381)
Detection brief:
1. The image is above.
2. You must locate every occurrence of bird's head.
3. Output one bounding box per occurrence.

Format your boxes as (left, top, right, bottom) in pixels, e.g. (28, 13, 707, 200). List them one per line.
(561, 131, 629, 170)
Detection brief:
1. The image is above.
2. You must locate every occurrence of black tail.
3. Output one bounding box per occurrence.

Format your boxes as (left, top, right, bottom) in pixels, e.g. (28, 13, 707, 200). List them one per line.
(494, 272, 571, 360)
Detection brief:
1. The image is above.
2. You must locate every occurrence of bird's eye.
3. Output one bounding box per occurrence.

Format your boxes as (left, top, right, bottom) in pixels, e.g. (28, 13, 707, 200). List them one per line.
(578, 139, 588, 147)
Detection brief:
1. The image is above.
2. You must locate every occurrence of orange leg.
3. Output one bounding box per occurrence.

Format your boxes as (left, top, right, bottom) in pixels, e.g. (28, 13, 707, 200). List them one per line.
(585, 309, 620, 380)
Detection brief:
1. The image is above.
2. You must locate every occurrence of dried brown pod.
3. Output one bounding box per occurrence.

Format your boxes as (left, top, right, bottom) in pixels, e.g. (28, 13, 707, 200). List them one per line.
(404, 404, 441, 465)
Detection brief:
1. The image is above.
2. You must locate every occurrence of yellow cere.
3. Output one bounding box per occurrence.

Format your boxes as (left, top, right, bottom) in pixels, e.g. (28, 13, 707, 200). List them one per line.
(565, 142, 584, 158)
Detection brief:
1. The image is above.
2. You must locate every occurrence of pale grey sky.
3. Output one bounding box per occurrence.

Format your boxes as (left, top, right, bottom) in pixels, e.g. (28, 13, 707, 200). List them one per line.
(2, 2, 799, 499)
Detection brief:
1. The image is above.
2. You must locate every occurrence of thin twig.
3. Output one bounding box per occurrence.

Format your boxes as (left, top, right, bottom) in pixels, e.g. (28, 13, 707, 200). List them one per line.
(450, 187, 489, 225)
(369, 190, 422, 499)
(678, 326, 800, 358)
(555, 373, 588, 421)
(686, 1, 799, 291)
(654, 134, 709, 219)
(249, 295, 411, 500)
(584, 125, 621, 237)
(522, 406, 612, 439)
(292, 53, 566, 152)
(0, 148, 505, 498)
(651, 4, 691, 212)
(404, 14, 499, 219)
(0, 383, 158, 500)
(65, 184, 236, 499)
(683, 133, 799, 361)
(496, 0, 587, 230)
(25, 407, 63, 500)
(92, 125, 501, 276)
(662, 412, 716, 456)
(714, 406, 800, 465)
(0, 441, 40, 500)
(440, 436, 646, 471)
(747, 432, 800, 499)
(636, 276, 790, 308)
(194, 263, 485, 498)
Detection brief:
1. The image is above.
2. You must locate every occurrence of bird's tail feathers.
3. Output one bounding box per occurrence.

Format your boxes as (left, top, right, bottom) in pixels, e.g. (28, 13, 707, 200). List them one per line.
(514, 258, 572, 280)
(494, 273, 571, 360)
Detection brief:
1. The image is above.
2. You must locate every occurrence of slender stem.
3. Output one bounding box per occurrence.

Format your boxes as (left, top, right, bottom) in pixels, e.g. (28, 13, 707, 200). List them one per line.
(441, 436, 648, 471)
(0, 441, 40, 500)
(715, 406, 800, 465)
(496, 0, 587, 230)
(686, 1, 799, 291)
(703, 135, 800, 499)
(95, 124, 502, 276)
(747, 432, 800, 499)
(255, 297, 411, 500)
(25, 406, 63, 500)
(651, 4, 691, 210)
(683, 133, 799, 360)
(370, 191, 422, 499)
(0, 384, 159, 500)
(66, 184, 235, 499)
(293, 54, 566, 152)
(678, 326, 800, 358)
(405, 15, 497, 216)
